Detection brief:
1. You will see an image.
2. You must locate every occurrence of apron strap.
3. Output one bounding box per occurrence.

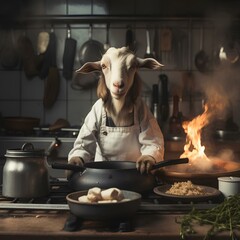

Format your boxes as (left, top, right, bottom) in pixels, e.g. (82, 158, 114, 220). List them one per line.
(101, 104, 107, 126)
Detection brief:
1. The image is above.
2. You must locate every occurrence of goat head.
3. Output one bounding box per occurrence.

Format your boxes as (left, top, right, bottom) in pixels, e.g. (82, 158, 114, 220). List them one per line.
(76, 47, 163, 100)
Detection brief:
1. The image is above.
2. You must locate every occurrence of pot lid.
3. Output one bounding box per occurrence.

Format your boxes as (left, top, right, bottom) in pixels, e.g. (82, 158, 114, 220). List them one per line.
(218, 176, 240, 182)
(5, 142, 45, 158)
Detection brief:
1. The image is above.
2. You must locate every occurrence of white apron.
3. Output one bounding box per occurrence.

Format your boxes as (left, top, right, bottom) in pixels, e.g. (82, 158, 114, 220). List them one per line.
(95, 106, 141, 161)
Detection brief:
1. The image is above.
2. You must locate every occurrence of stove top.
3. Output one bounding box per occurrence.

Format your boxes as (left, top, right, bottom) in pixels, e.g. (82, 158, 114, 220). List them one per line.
(0, 178, 225, 233)
(0, 178, 223, 212)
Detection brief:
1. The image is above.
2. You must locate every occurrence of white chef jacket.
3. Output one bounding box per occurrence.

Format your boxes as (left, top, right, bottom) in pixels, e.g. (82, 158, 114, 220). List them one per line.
(68, 98, 164, 163)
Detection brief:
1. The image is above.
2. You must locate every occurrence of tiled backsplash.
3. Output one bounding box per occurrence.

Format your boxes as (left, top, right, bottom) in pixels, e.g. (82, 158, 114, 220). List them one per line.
(1, 0, 240, 131)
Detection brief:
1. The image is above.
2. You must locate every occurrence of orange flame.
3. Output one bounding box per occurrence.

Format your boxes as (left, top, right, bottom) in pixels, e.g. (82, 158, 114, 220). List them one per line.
(179, 101, 240, 172)
(180, 104, 213, 169)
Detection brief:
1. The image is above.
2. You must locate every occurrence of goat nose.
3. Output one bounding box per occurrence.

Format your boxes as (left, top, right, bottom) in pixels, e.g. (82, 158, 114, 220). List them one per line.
(113, 82, 124, 88)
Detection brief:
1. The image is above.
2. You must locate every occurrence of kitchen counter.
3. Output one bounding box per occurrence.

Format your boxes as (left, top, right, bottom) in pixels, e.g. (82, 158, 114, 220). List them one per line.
(0, 209, 237, 240)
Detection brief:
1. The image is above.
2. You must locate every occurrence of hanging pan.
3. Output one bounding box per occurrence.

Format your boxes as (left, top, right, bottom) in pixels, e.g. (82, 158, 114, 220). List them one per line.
(71, 24, 104, 90)
(62, 26, 77, 81)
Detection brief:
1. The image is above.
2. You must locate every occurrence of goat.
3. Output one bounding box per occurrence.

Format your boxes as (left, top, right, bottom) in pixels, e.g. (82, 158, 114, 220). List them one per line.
(68, 47, 164, 174)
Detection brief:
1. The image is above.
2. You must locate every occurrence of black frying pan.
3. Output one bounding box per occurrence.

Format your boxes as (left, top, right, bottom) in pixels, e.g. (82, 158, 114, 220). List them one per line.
(66, 190, 141, 220)
(71, 25, 103, 90)
(52, 158, 188, 193)
(194, 26, 211, 73)
(79, 24, 104, 65)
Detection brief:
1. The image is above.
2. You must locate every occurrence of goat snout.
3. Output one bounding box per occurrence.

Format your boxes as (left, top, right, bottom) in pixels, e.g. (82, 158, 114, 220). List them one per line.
(113, 82, 124, 89)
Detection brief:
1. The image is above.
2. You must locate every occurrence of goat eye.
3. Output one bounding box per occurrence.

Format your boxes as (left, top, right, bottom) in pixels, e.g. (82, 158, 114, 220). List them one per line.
(101, 64, 107, 69)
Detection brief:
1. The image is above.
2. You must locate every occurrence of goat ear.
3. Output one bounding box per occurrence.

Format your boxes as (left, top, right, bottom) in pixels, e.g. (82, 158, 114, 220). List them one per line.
(76, 61, 101, 73)
(137, 58, 164, 70)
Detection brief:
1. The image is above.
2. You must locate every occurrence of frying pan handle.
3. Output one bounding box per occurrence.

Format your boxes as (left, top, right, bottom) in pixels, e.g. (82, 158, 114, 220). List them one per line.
(152, 158, 189, 170)
(51, 162, 85, 172)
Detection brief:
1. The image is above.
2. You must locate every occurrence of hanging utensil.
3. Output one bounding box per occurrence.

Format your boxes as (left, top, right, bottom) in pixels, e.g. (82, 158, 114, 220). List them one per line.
(37, 31, 50, 55)
(41, 26, 60, 109)
(159, 74, 169, 123)
(144, 28, 155, 58)
(79, 24, 104, 65)
(160, 28, 172, 65)
(104, 23, 110, 52)
(43, 66, 60, 109)
(62, 25, 77, 80)
(216, 24, 240, 66)
(18, 32, 39, 79)
(0, 29, 20, 70)
(125, 25, 136, 52)
(71, 24, 103, 90)
(194, 26, 211, 73)
(153, 26, 159, 61)
(219, 41, 240, 65)
(39, 27, 57, 79)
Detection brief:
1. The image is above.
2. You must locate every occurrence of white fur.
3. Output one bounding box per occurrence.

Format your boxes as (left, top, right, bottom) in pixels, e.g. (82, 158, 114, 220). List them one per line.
(77, 47, 163, 126)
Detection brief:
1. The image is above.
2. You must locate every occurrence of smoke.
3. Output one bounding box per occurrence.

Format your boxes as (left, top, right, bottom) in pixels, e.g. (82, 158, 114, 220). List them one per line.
(209, 148, 240, 172)
(199, 10, 240, 122)
(211, 148, 236, 162)
(177, 65, 240, 173)
(200, 65, 240, 121)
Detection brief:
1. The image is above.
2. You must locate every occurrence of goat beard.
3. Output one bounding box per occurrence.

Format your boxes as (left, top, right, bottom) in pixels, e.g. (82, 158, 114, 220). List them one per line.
(105, 96, 134, 127)
(99, 74, 141, 126)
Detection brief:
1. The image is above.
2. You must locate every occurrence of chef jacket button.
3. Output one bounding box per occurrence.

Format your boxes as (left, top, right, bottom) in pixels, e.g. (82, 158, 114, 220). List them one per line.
(102, 131, 108, 136)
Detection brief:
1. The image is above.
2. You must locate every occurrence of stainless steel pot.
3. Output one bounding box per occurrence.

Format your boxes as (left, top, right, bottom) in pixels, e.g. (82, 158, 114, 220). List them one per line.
(2, 143, 49, 198)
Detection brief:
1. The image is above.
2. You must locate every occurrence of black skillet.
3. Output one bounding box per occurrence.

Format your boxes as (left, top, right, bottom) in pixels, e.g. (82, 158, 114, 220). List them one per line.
(71, 24, 103, 90)
(52, 158, 188, 193)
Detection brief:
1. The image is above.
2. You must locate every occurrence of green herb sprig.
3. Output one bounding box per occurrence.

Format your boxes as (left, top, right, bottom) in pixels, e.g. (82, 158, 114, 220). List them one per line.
(176, 194, 240, 240)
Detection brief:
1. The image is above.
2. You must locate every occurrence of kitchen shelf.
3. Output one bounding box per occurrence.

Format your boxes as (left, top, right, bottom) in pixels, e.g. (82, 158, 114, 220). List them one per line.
(3, 14, 224, 26)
